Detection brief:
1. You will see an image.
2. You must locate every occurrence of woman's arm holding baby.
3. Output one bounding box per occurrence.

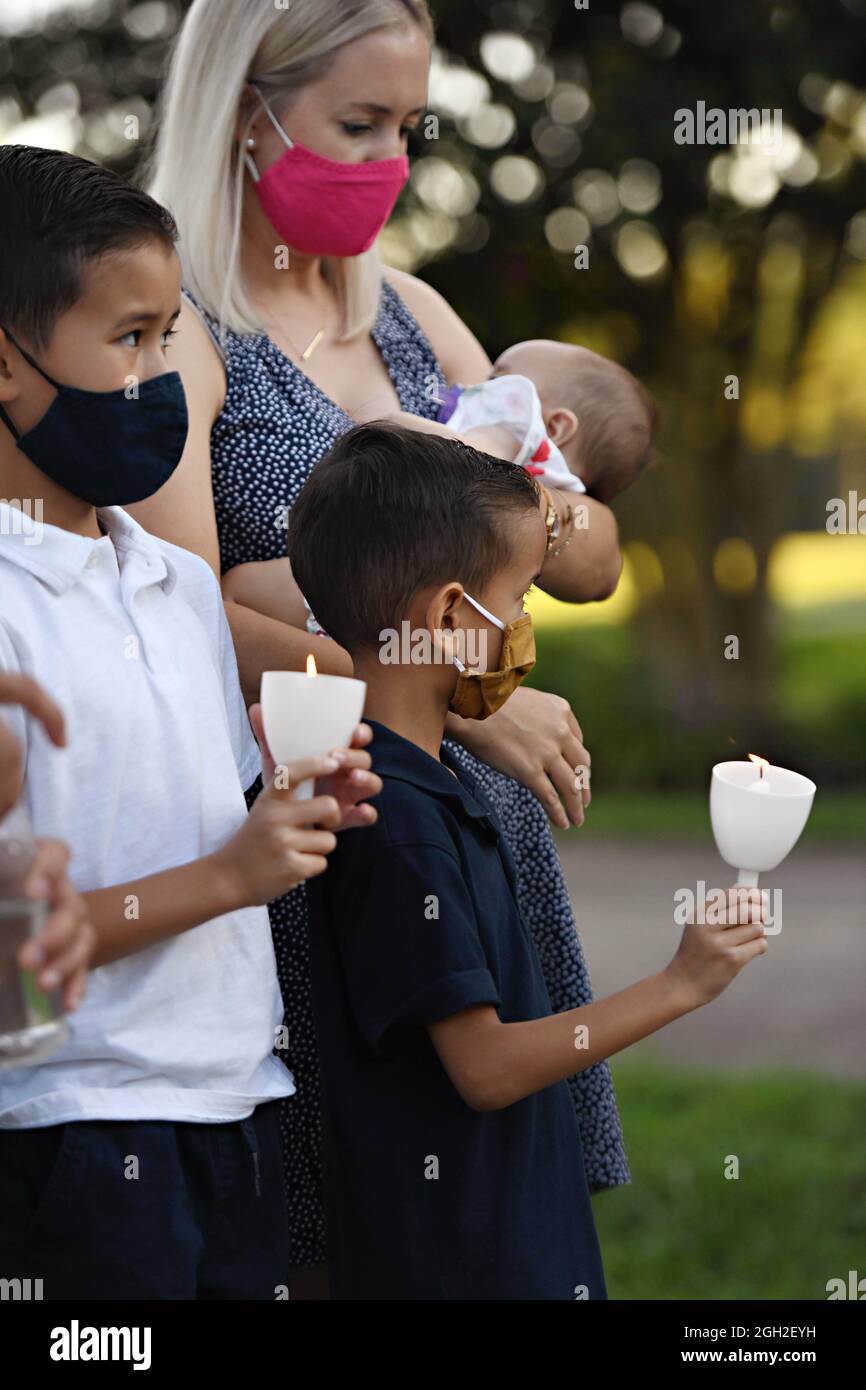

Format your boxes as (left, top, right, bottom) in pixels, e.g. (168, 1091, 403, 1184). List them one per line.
(223, 600, 354, 703)
(537, 485, 623, 603)
(222, 559, 310, 628)
(352, 412, 622, 604)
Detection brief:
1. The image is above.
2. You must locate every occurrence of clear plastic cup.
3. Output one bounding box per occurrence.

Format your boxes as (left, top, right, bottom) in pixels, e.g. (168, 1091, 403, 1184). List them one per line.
(0, 804, 68, 1070)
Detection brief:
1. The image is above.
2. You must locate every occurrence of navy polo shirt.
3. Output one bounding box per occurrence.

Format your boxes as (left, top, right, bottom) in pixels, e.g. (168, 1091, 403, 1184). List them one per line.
(305, 720, 608, 1301)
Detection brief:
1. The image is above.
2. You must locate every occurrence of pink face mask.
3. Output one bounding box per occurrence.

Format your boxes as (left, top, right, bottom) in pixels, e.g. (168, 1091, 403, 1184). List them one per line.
(244, 89, 410, 259)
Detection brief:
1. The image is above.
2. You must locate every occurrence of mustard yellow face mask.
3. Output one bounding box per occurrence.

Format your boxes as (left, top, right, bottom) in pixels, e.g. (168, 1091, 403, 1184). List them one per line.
(448, 592, 536, 720)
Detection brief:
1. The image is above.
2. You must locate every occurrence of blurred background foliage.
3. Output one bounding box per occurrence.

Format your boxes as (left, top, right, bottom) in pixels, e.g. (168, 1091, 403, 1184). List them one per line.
(1, 0, 865, 804)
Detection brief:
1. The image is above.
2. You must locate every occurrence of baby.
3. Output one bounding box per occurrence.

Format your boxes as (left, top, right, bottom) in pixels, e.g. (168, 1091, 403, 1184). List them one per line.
(224, 340, 656, 636)
(439, 339, 658, 506)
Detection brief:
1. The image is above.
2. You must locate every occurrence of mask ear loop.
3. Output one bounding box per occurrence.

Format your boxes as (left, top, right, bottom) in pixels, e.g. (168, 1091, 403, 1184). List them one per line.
(243, 85, 295, 182)
(462, 591, 505, 631)
(0, 401, 19, 441)
(0, 329, 59, 440)
(0, 329, 21, 438)
(434, 623, 466, 673)
(438, 593, 502, 675)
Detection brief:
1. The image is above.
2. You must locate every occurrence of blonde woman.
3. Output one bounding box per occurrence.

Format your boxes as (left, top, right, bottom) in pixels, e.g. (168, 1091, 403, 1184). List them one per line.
(132, 0, 630, 1296)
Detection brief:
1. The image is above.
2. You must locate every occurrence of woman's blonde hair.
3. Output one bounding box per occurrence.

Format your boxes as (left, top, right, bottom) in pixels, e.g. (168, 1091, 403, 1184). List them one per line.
(146, 0, 433, 342)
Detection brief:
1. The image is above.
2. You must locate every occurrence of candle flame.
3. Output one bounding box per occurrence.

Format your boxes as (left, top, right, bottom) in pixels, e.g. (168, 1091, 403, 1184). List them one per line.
(748, 753, 770, 779)
(306, 654, 318, 678)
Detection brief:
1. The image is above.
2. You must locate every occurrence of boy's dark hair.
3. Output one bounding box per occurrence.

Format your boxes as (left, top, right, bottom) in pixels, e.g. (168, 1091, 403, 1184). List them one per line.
(567, 355, 658, 505)
(288, 423, 541, 656)
(0, 145, 178, 350)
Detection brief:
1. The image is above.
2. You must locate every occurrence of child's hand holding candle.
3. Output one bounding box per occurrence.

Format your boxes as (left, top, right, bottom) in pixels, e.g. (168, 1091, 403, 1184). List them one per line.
(252, 661, 380, 827)
(667, 886, 770, 1009)
(205, 666, 381, 912)
(248, 706, 380, 822)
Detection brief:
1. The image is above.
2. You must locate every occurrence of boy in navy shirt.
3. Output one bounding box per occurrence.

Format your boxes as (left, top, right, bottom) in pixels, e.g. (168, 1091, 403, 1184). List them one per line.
(291, 424, 769, 1301)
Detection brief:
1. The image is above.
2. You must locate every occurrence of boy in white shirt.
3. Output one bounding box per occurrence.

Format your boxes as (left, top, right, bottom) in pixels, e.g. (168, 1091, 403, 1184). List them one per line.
(0, 144, 380, 1299)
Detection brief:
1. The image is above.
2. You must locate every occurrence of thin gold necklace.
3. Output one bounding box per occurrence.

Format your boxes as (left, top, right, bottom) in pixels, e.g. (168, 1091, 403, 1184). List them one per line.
(279, 323, 326, 363)
(255, 303, 328, 363)
(297, 327, 326, 361)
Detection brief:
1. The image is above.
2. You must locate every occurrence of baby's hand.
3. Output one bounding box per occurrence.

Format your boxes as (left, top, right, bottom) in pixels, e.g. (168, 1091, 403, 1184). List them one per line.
(665, 886, 769, 1009)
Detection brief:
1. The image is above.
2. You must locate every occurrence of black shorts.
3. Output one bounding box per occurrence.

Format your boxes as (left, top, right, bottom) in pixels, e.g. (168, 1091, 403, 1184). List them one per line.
(0, 1100, 289, 1299)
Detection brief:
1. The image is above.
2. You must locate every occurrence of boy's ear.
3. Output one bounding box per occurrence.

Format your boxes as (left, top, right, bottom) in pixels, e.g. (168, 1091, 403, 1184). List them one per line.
(426, 581, 465, 635)
(546, 407, 578, 448)
(426, 583, 465, 669)
(0, 329, 21, 402)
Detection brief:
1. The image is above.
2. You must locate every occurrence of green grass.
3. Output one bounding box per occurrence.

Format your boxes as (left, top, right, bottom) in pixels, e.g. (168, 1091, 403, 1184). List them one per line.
(561, 790, 866, 841)
(595, 1060, 866, 1300)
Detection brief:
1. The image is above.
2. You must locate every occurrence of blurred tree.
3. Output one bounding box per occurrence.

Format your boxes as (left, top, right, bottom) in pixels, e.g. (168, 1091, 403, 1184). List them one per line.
(2, 0, 865, 767)
(416, 0, 866, 756)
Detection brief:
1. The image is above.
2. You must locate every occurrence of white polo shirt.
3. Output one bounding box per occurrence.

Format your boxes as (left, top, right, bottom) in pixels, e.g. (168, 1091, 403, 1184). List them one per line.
(0, 503, 294, 1126)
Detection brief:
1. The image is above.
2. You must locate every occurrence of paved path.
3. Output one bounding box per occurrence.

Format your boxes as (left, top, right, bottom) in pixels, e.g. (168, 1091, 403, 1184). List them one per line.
(557, 837, 866, 1077)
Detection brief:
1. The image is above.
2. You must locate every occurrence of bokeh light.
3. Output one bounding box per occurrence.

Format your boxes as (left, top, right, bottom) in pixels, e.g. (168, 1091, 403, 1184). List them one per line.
(614, 220, 669, 280)
(490, 153, 544, 203)
(713, 539, 759, 596)
(479, 32, 536, 84)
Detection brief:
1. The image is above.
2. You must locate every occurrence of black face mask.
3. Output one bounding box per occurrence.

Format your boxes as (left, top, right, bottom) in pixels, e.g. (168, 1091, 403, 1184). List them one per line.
(0, 329, 189, 508)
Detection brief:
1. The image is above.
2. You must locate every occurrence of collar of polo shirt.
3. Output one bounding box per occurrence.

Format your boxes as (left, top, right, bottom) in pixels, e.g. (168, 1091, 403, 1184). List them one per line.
(0, 502, 178, 597)
(364, 718, 499, 832)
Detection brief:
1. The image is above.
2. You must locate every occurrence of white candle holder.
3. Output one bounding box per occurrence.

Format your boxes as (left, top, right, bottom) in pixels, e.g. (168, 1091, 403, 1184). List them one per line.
(710, 760, 817, 887)
(261, 669, 367, 799)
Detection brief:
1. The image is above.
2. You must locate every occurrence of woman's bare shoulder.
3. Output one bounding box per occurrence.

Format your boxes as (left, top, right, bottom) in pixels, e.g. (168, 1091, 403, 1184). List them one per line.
(383, 266, 492, 383)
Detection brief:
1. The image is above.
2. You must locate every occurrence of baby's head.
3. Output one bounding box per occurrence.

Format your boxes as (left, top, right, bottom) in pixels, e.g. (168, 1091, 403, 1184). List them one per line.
(493, 340, 657, 505)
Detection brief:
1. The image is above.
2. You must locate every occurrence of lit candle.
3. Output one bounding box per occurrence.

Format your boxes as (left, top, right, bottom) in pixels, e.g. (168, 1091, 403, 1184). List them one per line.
(747, 753, 772, 794)
(710, 757, 817, 888)
(261, 657, 367, 799)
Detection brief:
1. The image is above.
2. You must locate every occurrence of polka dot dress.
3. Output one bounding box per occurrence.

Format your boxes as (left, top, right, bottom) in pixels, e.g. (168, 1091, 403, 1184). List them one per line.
(189, 280, 631, 1265)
